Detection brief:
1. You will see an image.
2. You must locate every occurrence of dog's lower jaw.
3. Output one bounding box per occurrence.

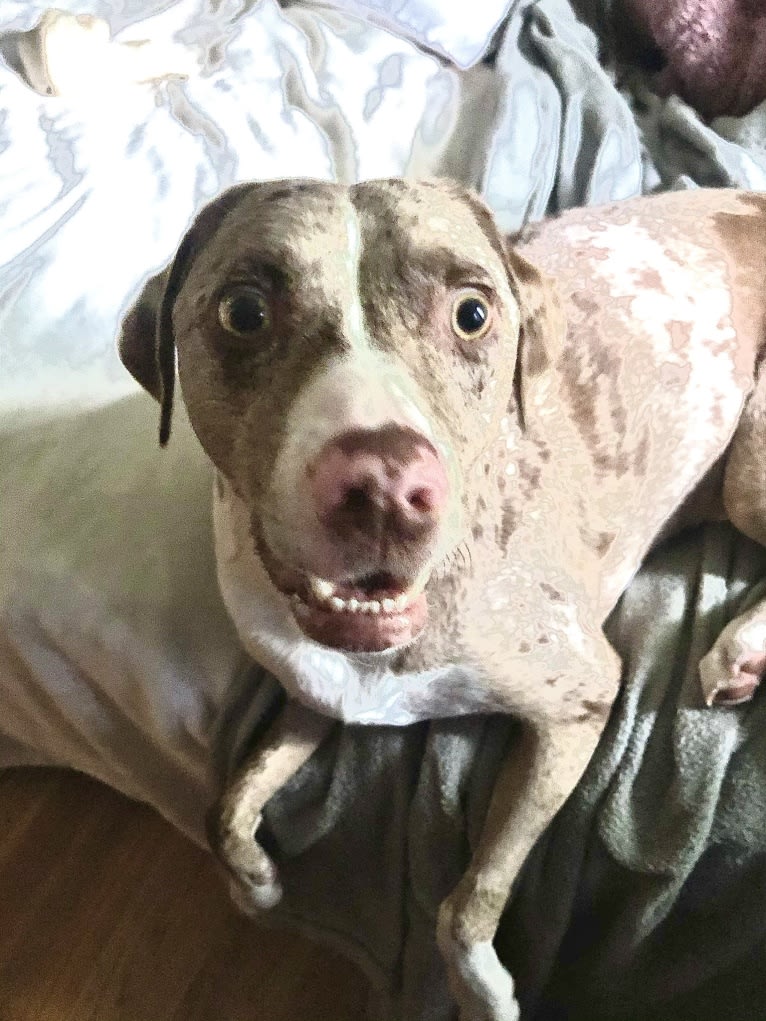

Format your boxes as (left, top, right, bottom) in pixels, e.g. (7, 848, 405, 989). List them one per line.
(290, 588, 428, 652)
(253, 529, 435, 652)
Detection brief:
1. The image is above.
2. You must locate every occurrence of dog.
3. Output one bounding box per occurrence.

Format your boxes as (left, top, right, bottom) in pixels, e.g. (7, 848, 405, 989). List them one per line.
(118, 179, 766, 1021)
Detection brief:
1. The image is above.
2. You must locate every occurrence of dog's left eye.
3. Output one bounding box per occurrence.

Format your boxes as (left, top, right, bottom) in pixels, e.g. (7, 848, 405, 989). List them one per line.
(451, 290, 491, 341)
(218, 287, 270, 336)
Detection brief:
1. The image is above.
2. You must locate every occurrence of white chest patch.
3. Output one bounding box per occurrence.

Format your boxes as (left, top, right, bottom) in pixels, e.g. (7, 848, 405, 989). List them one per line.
(213, 485, 490, 725)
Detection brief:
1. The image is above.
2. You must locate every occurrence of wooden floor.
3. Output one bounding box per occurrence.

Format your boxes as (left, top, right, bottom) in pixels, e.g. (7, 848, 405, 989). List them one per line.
(0, 768, 368, 1021)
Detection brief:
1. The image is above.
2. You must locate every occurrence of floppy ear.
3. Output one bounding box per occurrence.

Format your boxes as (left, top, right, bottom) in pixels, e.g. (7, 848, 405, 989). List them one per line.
(504, 245, 565, 430)
(117, 182, 256, 446)
(453, 186, 564, 429)
(118, 268, 169, 403)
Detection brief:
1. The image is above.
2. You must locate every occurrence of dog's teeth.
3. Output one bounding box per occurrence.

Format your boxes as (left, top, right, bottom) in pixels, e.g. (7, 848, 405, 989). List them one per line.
(310, 577, 336, 601)
(297, 583, 422, 617)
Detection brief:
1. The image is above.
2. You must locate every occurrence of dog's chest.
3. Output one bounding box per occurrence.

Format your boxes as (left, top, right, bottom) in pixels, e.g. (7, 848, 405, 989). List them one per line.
(212, 487, 495, 724)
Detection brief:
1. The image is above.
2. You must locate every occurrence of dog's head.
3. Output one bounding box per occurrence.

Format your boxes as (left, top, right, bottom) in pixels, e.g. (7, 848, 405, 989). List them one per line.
(119, 178, 562, 655)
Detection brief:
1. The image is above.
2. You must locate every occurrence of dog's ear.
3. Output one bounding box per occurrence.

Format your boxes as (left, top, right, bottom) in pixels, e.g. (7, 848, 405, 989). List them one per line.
(504, 246, 565, 430)
(118, 267, 169, 404)
(117, 182, 256, 446)
(455, 188, 564, 429)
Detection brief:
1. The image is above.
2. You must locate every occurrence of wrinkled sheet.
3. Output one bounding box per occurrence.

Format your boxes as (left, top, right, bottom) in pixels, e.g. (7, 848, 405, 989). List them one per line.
(2, 0, 766, 1018)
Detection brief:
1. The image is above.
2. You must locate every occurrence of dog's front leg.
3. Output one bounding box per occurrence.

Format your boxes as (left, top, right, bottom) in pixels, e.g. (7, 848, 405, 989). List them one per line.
(437, 637, 620, 1021)
(208, 699, 333, 914)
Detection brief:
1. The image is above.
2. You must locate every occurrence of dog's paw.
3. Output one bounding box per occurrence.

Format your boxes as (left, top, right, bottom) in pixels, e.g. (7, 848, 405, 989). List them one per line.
(228, 871, 283, 916)
(700, 611, 766, 706)
(437, 897, 520, 1021)
(207, 804, 284, 913)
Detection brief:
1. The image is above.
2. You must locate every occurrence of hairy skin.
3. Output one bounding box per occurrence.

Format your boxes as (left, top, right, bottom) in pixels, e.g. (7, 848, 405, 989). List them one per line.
(120, 180, 766, 1021)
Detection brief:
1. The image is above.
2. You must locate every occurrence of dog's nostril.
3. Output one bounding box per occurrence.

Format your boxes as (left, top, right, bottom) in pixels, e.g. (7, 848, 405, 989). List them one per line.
(345, 487, 369, 513)
(407, 488, 435, 514)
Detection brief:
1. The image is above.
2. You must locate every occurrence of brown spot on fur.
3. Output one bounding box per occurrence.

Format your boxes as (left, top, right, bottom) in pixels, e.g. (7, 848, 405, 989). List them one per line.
(559, 340, 631, 477)
(737, 193, 766, 217)
(388, 647, 412, 675)
(712, 197, 766, 379)
(507, 221, 546, 248)
(540, 582, 564, 602)
(534, 438, 551, 463)
(594, 450, 630, 474)
(570, 291, 599, 315)
(581, 698, 612, 720)
(637, 268, 663, 290)
(518, 641, 531, 654)
(633, 433, 649, 477)
(517, 459, 541, 490)
(537, 634, 550, 645)
(472, 523, 484, 541)
(499, 503, 518, 550)
(594, 531, 615, 557)
(669, 319, 692, 352)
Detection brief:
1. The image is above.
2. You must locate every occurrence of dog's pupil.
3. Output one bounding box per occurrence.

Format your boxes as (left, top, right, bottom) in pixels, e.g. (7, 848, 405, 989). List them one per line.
(457, 298, 486, 334)
(230, 292, 265, 333)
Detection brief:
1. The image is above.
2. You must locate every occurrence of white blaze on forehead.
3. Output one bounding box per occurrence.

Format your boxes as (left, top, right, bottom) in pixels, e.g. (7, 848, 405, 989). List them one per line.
(342, 206, 367, 350)
(264, 346, 460, 568)
(272, 350, 439, 480)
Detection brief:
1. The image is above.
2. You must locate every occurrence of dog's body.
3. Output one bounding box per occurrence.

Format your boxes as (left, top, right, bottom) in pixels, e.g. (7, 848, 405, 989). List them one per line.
(119, 180, 766, 1021)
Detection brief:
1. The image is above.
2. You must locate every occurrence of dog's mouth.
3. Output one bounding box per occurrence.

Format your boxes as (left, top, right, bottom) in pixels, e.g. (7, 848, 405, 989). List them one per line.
(290, 570, 429, 653)
(288, 569, 430, 653)
(253, 530, 433, 653)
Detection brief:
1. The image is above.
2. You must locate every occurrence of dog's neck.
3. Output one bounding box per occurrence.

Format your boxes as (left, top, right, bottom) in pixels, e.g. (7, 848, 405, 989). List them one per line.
(211, 475, 527, 724)
(210, 406, 593, 726)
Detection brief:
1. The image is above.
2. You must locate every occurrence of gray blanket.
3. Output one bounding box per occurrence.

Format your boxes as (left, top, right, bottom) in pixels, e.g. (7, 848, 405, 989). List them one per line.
(2, 1, 766, 1019)
(225, 5, 766, 1017)
(222, 525, 766, 1021)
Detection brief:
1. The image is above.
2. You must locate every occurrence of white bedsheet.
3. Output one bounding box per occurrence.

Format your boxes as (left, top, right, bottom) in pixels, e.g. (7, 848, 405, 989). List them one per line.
(2, 0, 764, 857)
(0, 0, 527, 843)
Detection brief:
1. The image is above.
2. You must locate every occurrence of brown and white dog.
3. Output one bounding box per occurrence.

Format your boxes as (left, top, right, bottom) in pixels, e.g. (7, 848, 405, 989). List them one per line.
(119, 179, 766, 1021)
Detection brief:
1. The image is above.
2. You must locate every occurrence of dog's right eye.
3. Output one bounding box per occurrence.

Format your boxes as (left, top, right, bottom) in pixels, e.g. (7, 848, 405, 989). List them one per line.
(218, 287, 270, 337)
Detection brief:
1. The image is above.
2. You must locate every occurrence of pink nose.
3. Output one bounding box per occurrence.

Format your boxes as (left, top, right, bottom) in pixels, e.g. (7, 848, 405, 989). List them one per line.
(309, 425, 448, 543)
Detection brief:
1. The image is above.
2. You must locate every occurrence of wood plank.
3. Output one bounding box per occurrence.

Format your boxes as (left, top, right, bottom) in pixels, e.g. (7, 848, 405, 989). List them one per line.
(0, 769, 367, 1021)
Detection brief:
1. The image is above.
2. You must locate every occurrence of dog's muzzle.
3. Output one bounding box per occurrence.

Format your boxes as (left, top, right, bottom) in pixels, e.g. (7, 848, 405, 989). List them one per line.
(273, 424, 448, 653)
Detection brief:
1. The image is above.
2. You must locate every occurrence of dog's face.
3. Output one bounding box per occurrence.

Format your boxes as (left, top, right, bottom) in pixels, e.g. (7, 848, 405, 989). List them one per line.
(120, 178, 560, 655)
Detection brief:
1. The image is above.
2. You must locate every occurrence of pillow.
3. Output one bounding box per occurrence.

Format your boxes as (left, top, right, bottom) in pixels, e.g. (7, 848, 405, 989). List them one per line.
(294, 0, 512, 67)
(0, 0, 493, 841)
(0, 0, 483, 413)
